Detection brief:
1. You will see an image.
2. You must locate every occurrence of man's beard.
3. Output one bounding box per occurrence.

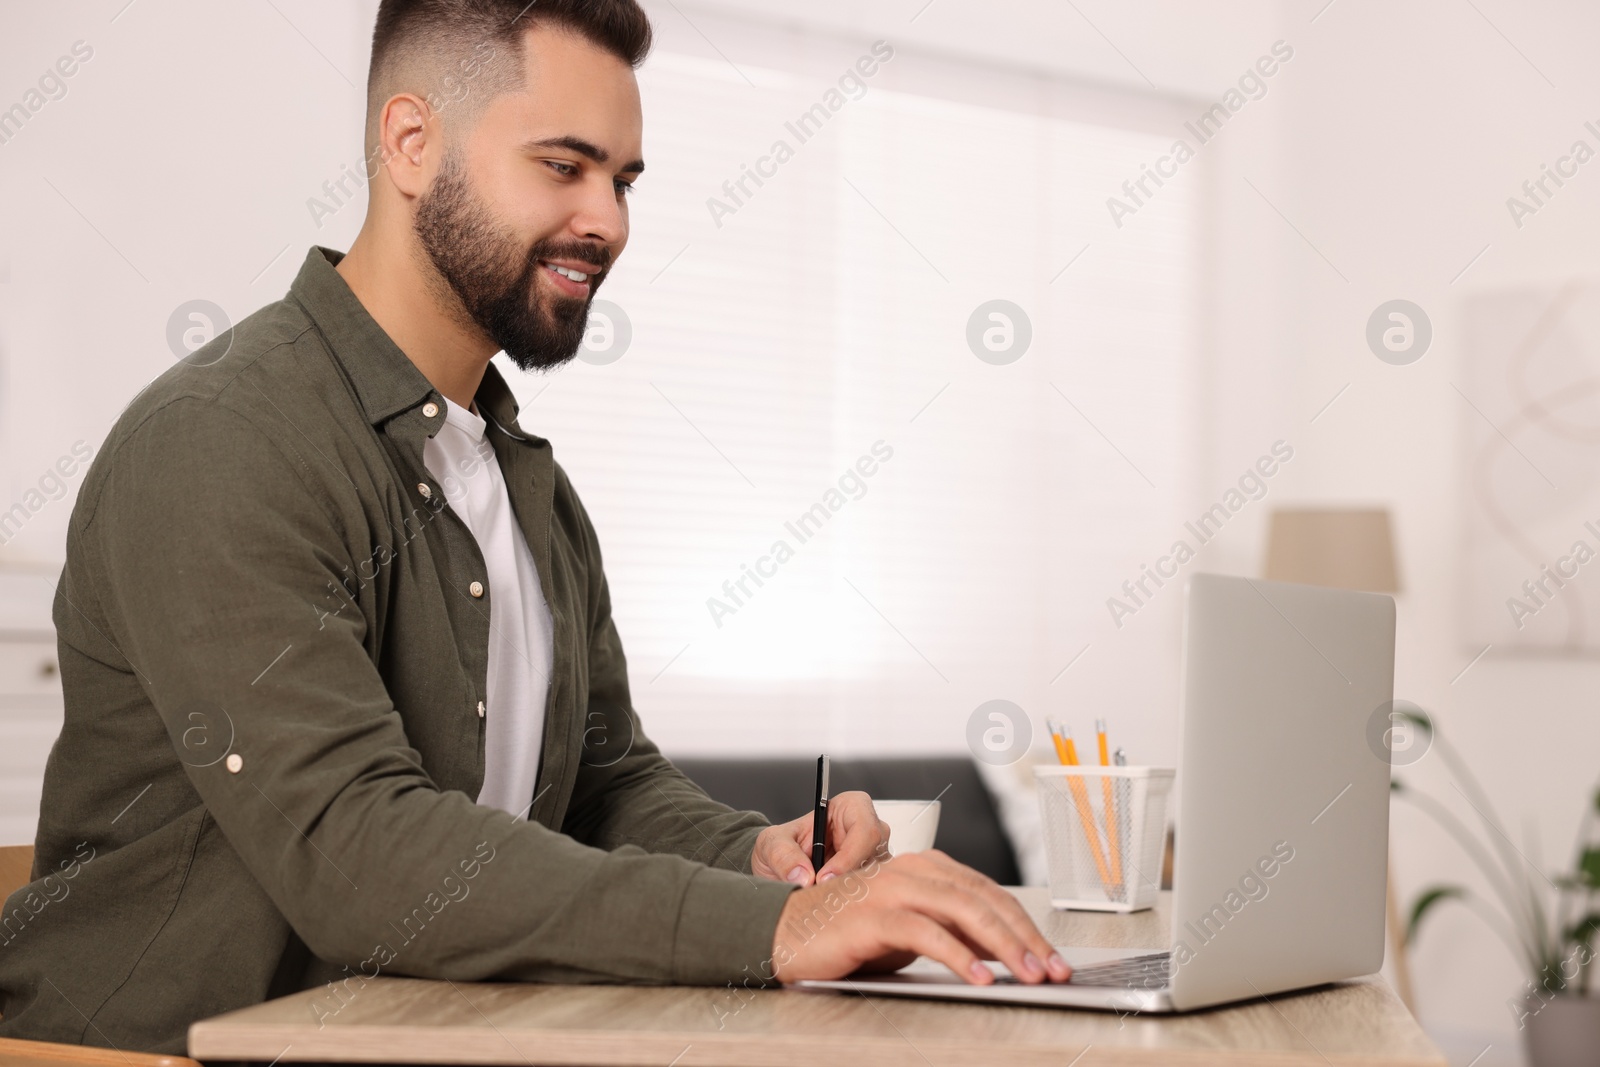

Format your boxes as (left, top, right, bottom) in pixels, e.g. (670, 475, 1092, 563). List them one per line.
(413, 149, 609, 373)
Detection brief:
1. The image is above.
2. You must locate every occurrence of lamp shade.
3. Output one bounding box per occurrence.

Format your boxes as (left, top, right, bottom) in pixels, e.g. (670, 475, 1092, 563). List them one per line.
(1262, 508, 1400, 593)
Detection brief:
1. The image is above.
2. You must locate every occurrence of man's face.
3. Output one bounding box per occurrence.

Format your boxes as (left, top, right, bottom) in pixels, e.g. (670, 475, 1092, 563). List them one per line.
(413, 24, 643, 373)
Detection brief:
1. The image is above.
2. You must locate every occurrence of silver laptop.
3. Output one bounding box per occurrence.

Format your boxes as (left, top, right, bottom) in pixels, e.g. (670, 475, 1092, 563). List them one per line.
(795, 572, 1396, 1012)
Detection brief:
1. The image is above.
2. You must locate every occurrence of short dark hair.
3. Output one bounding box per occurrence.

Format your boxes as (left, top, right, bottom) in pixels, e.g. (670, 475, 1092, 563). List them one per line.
(365, 0, 652, 151)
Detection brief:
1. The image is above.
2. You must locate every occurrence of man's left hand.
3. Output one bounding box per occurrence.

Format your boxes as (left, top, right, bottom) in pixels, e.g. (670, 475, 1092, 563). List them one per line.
(750, 790, 889, 886)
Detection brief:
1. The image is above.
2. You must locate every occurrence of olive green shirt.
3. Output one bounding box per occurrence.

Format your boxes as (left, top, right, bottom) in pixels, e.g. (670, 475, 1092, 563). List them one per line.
(0, 246, 796, 1055)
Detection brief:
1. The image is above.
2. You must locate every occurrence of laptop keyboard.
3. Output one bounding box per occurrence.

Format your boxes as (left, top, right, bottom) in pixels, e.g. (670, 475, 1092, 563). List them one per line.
(993, 951, 1172, 989)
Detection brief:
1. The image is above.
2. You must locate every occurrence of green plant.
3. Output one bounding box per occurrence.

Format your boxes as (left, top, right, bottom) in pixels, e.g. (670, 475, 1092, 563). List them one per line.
(1393, 708, 1599, 998)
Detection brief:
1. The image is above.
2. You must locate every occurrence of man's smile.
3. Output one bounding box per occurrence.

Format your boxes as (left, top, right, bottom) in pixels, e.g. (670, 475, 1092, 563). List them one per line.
(539, 258, 601, 296)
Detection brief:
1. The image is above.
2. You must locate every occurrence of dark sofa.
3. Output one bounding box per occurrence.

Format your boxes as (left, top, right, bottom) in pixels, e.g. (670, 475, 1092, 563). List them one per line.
(669, 756, 1023, 885)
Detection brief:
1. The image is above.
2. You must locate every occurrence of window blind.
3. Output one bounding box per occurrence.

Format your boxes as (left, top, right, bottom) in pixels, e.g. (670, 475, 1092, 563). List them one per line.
(500, 22, 1199, 756)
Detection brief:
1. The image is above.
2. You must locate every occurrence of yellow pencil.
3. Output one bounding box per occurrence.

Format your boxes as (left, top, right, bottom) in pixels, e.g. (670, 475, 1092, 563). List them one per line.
(1048, 718, 1072, 766)
(1053, 722, 1113, 891)
(1097, 718, 1123, 890)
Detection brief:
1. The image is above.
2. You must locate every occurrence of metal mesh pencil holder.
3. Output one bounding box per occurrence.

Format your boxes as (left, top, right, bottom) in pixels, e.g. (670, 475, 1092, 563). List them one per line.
(1034, 765, 1174, 913)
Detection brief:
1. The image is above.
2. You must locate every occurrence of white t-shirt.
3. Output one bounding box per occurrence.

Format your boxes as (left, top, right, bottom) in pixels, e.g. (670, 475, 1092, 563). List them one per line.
(422, 395, 553, 819)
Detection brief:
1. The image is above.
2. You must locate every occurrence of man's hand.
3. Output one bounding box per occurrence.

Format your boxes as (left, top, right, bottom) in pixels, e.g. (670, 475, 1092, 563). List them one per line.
(750, 790, 888, 887)
(768, 849, 1073, 986)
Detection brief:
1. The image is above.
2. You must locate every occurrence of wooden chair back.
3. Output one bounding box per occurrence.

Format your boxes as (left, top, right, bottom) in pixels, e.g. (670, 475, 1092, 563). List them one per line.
(0, 845, 34, 903)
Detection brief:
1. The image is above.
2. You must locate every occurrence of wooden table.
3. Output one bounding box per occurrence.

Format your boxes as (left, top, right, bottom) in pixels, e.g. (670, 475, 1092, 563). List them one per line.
(189, 889, 1446, 1066)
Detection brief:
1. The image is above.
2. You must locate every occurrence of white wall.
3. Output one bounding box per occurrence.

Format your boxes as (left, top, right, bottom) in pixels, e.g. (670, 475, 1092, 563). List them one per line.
(1200, 4, 1600, 1063)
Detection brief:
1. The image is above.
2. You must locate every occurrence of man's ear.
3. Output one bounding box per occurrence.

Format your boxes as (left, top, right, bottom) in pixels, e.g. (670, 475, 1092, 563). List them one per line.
(374, 93, 436, 201)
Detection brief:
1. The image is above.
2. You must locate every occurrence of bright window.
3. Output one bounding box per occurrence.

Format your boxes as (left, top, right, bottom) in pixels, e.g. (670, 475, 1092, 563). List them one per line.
(501, 24, 1200, 755)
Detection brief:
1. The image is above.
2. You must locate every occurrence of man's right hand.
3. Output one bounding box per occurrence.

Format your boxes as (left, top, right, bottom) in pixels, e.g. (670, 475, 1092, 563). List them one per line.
(768, 849, 1073, 986)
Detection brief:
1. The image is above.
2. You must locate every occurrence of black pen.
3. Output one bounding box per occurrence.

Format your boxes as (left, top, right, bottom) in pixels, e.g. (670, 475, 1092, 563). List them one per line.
(811, 754, 829, 873)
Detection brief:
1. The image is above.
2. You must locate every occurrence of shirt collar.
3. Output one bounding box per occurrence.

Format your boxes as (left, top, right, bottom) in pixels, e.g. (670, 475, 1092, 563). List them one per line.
(285, 245, 536, 443)
(287, 246, 434, 426)
(475, 358, 538, 446)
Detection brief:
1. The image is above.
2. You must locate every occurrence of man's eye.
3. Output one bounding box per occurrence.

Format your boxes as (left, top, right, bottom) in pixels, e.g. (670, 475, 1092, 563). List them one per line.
(615, 180, 636, 197)
(546, 161, 577, 177)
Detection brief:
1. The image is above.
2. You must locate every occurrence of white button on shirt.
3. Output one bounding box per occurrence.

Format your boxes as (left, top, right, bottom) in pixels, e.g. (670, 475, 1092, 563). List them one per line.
(422, 395, 554, 820)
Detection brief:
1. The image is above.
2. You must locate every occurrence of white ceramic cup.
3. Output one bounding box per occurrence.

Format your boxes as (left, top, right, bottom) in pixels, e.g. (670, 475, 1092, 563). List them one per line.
(872, 799, 941, 856)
